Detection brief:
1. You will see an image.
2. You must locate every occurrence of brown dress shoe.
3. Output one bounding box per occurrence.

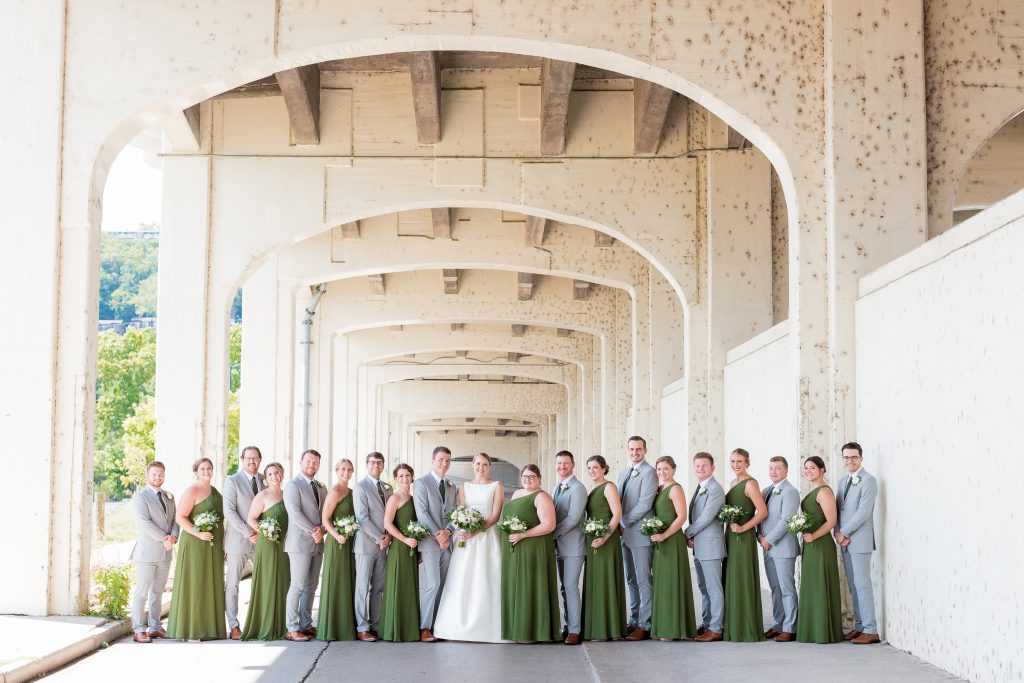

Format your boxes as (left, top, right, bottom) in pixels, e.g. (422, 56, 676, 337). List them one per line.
(696, 626, 707, 637)
(764, 628, 780, 639)
(851, 633, 881, 645)
(773, 632, 795, 642)
(357, 631, 378, 642)
(420, 629, 438, 642)
(285, 631, 310, 642)
(624, 628, 649, 641)
(843, 630, 862, 641)
(301, 627, 317, 638)
(694, 629, 723, 642)
(133, 632, 152, 644)
(148, 628, 168, 639)
(564, 633, 581, 645)
(229, 627, 242, 640)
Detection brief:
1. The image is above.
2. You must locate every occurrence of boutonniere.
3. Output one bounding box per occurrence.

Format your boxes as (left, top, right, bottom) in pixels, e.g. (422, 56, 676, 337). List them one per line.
(851, 476, 861, 486)
(630, 469, 639, 478)
(698, 486, 707, 496)
(559, 482, 569, 492)
(772, 487, 781, 495)
(381, 483, 391, 490)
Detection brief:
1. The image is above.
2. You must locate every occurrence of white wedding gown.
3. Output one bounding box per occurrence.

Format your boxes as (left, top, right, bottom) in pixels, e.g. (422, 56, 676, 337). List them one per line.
(433, 481, 508, 643)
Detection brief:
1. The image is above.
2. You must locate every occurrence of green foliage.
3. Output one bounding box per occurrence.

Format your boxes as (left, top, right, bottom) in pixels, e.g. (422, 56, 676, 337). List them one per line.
(226, 321, 242, 474)
(88, 563, 134, 621)
(94, 328, 156, 499)
(121, 396, 156, 491)
(99, 234, 159, 321)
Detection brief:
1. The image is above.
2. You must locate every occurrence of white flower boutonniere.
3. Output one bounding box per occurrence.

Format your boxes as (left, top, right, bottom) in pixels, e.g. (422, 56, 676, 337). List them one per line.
(851, 476, 861, 486)
(382, 483, 391, 490)
(630, 469, 639, 478)
(166, 493, 174, 500)
(698, 486, 707, 496)
(559, 482, 569, 492)
(772, 487, 782, 495)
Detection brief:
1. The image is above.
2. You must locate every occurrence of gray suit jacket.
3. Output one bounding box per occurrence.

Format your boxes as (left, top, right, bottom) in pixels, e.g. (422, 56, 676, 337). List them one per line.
(758, 480, 800, 559)
(413, 473, 457, 553)
(353, 476, 392, 553)
(836, 469, 877, 552)
(131, 487, 179, 564)
(223, 470, 266, 555)
(283, 474, 327, 555)
(684, 477, 727, 560)
(552, 476, 587, 557)
(617, 461, 658, 547)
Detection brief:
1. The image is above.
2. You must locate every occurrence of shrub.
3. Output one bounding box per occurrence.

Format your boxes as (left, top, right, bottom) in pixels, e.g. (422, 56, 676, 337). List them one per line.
(88, 563, 134, 621)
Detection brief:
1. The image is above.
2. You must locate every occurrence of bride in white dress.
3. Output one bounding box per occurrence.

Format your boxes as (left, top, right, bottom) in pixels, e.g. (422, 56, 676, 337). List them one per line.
(433, 453, 507, 643)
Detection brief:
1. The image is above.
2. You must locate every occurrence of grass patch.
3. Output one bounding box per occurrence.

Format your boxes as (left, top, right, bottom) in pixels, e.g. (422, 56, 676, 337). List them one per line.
(97, 501, 136, 546)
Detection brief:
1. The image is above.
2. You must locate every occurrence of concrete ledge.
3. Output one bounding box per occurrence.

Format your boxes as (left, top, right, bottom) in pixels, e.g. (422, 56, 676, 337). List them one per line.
(859, 186, 1024, 298)
(725, 321, 788, 365)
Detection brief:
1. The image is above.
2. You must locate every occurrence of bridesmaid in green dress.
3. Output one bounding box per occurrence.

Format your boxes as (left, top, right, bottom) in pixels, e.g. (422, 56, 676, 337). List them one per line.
(380, 463, 421, 642)
(241, 461, 290, 640)
(796, 456, 843, 644)
(500, 463, 560, 643)
(317, 458, 358, 641)
(168, 457, 226, 641)
(723, 448, 768, 642)
(648, 456, 697, 641)
(582, 455, 627, 641)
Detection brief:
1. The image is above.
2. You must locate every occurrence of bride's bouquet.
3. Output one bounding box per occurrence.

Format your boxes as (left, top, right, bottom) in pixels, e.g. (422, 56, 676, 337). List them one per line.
(333, 515, 360, 542)
(584, 517, 610, 555)
(404, 520, 430, 557)
(193, 511, 220, 547)
(717, 504, 745, 538)
(497, 515, 528, 553)
(785, 511, 812, 536)
(447, 506, 486, 548)
(257, 517, 282, 543)
(639, 516, 665, 549)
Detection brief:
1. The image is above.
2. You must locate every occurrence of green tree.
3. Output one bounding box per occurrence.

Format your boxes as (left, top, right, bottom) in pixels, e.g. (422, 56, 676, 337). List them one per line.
(226, 322, 242, 474)
(98, 233, 159, 321)
(121, 396, 156, 491)
(94, 328, 156, 498)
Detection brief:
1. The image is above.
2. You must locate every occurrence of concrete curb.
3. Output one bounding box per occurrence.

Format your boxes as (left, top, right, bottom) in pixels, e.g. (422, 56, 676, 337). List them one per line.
(0, 598, 171, 683)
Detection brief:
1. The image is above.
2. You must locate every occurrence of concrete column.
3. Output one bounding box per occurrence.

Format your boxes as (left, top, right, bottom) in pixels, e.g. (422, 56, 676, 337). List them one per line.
(0, 2, 94, 615)
(630, 265, 654, 440)
(239, 257, 279, 458)
(704, 148, 774, 463)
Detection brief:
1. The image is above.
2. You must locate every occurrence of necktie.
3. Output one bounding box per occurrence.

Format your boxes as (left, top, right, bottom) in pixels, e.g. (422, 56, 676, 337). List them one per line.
(311, 479, 320, 507)
(843, 477, 854, 500)
(438, 478, 446, 502)
(554, 484, 563, 502)
(376, 480, 386, 507)
(157, 490, 166, 514)
(764, 487, 775, 505)
(251, 476, 258, 496)
(689, 486, 698, 518)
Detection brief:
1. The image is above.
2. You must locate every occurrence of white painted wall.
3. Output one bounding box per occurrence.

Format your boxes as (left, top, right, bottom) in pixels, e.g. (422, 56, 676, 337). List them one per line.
(723, 323, 798, 489)
(856, 190, 1024, 683)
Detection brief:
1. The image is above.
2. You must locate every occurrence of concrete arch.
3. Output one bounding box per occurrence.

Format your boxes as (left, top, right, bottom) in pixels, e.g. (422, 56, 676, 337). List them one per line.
(951, 107, 1024, 218)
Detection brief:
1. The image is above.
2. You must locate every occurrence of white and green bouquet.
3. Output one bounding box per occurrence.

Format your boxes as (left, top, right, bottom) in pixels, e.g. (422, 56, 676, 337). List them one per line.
(717, 504, 745, 538)
(497, 515, 528, 553)
(785, 511, 812, 536)
(404, 520, 430, 557)
(447, 506, 486, 548)
(639, 516, 665, 548)
(257, 517, 282, 543)
(193, 511, 220, 547)
(583, 517, 610, 555)
(333, 515, 360, 541)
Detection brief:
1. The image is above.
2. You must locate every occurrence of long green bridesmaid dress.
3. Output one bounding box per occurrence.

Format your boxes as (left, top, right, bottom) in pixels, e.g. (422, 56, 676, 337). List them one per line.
(380, 499, 420, 642)
(317, 490, 357, 641)
(241, 500, 290, 640)
(723, 479, 765, 642)
(582, 482, 627, 640)
(500, 491, 561, 642)
(167, 488, 227, 641)
(650, 483, 697, 640)
(796, 485, 843, 643)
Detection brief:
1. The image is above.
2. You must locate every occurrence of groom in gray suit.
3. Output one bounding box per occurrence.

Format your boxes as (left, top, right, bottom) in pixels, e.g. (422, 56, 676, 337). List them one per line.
(223, 445, 266, 639)
(834, 441, 880, 644)
(413, 446, 457, 642)
(283, 449, 327, 642)
(617, 435, 658, 641)
(353, 451, 392, 642)
(758, 456, 800, 641)
(552, 450, 587, 645)
(685, 451, 727, 642)
(129, 461, 177, 643)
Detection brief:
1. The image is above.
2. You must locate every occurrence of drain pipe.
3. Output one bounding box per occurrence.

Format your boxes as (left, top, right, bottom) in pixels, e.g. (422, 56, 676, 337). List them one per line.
(299, 283, 327, 452)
